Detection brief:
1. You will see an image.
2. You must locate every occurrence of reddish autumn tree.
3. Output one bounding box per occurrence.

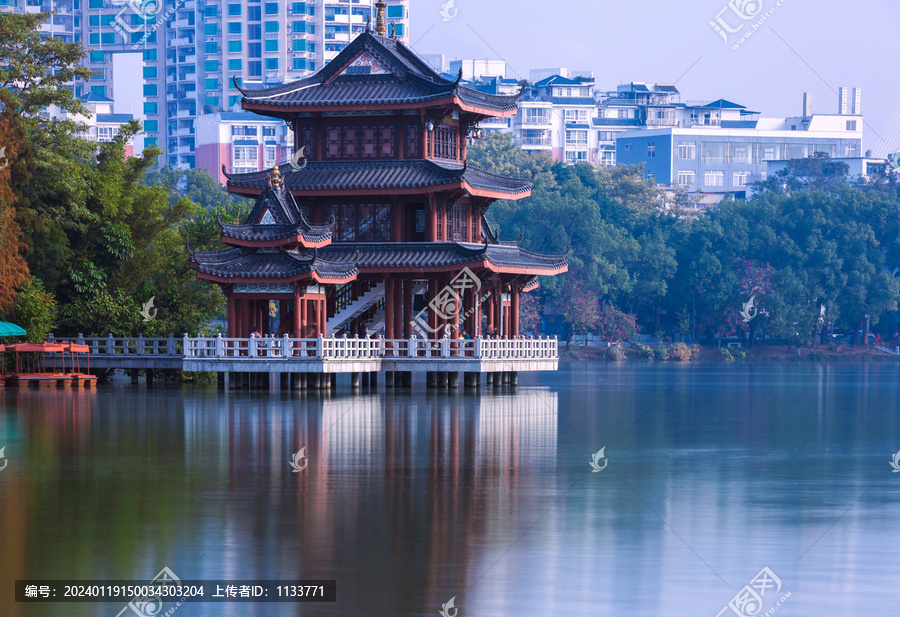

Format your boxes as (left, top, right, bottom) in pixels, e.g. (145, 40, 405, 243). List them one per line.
(0, 113, 30, 313)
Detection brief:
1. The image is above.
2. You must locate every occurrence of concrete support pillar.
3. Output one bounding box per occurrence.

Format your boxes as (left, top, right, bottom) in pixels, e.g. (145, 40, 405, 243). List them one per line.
(427, 371, 437, 388)
(509, 371, 518, 386)
(280, 373, 289, 390)
(218, 372, 226, 390)
(361, 372, 370, 388)
(437, 371, 448, 389)
(502, 371, 511, 385)
(447, 371, 459, 389)
(401, 371, 412, 388)
(464, 372, 478, 388)
(369, 372, 377, 390)
(385, 371, 394, 388)
(291, 373, 303, 390)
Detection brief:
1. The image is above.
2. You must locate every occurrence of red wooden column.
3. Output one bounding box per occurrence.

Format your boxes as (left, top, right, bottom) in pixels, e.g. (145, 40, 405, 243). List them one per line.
(392, 201, 402, 242)
(427, 278, 437, 335)
(241, 300, 250, 337)
(428, 196, 437, 242)
(227, 292, 236, 338)
(511, 284, 520, 337)
(486, 290, 495, 334)
(385, 279, 395, 340)
(402, 279, 413, 338)
(320, 298, 326, 337)
(393, 279, 403, 342)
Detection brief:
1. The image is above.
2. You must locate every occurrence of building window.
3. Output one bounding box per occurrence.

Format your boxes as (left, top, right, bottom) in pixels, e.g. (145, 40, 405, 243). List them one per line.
(204, 23, 217, 35)
(677, 170, 695, 186)
(248, 6, 261, 20)
(732, 143, 753, 164)
(263, 126, 276, 137)
(265, 2, 278, 14)
(292, 20, 306, 33)
(624, 143, 632, 151)
(564, 109, 587, 124)
(597, 131, 615, 142)
(205, 60, 218, 71)
(387, 5, 404, 17)
(264, 145, 276, 166)
(265, 58, 278, 70)
(326, 204, 392, 242)
(618, 109, 630, 119)
(647, 142, 655, 158)
(205, 78, 219, 90)
(433, 126, 458, 160)
(144, 102, 158, 114)
(205, 41, 219, 54)
(846, 120, 857, 131)
(144, 120, 158, 132)
(204, 5, 217, 17)
(206, 96, 219, 108)
(524, 107, 550, 124)
(228, 3, 241, 15)
(701, 142, 727, 164)
(143, 49, 157, 61)
(599, 147, 615, 166)
(788, 144, 809, 159)
(228, 22, 242, 34)
(761, 144, 783, 161)
(249, 61, 262, 77)
(733, 172, 751, 187)
(292, 57, 307, 70)
(265, 20, 279, 32)
(812, 144, 835, 157)
(265, 39, 278, 51)
(704, 171, 725, 187)
(143, 84, 157, 96)
(228, 59, 242, 70)
(678, 142, 696, 160)
(248, 24, 261, 40)
(565, 130, 588, 147)
(292, 2, 306, 14)
(249, 42, 262, 57)
(228, 40, 242, 52)
(845, 144, 859, 157)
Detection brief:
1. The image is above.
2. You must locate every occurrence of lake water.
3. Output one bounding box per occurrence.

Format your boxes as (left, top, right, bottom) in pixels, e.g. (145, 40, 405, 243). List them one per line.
(2, 363, 899, 616)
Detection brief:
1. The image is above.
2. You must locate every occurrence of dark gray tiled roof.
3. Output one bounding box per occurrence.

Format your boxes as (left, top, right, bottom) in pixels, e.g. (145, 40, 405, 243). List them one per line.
(219, 185, 334, 244)
(189, 242, 566, 280)
(239, 33, 521, 114)
(190, 247, 356, 280)
(320, 242, 567, 273)
(225, 160, 532, 196)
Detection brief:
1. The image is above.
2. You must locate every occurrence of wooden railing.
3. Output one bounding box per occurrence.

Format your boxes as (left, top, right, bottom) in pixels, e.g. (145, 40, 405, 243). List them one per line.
(52, 334, 558, 361)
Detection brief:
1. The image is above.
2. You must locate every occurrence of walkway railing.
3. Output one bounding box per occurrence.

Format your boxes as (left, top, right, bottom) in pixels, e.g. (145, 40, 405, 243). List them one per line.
(53, 334, 558, 361)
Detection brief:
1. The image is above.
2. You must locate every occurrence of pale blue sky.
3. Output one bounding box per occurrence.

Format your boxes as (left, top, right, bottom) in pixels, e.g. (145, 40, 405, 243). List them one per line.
(409, 0, 900, 154)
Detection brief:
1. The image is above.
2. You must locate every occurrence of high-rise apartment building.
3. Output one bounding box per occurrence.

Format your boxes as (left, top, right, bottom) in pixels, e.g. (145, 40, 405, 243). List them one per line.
(1, 0, 408, 169)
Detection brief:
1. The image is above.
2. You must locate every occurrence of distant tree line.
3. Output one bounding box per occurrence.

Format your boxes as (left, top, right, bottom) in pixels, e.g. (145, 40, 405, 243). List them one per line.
(469, 134, 900, 346)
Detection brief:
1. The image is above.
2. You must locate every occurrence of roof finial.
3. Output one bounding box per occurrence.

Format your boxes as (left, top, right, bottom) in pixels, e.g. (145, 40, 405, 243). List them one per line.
(375, 0, 387, 35)
(272, 165, 282, 187)
(366, 13, 372, 33)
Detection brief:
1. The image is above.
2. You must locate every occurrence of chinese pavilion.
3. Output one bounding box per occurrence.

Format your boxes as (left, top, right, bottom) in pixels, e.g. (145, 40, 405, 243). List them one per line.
(189, 5, 567, 343)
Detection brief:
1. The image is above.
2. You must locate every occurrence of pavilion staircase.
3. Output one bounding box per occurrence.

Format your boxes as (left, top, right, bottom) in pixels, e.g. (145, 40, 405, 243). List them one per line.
(365, 281, 428, 332)
(327, 281, 385, 334)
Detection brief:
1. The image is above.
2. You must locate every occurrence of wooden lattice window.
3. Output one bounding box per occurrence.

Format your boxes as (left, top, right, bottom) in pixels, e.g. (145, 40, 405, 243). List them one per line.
(296, 125, 315, 159)
(434, 126, 457, 160)
(406, 123, 421, 158)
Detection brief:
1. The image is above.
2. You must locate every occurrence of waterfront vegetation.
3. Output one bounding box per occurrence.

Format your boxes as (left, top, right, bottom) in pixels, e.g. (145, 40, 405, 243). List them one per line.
(3, 13, 900, 358)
